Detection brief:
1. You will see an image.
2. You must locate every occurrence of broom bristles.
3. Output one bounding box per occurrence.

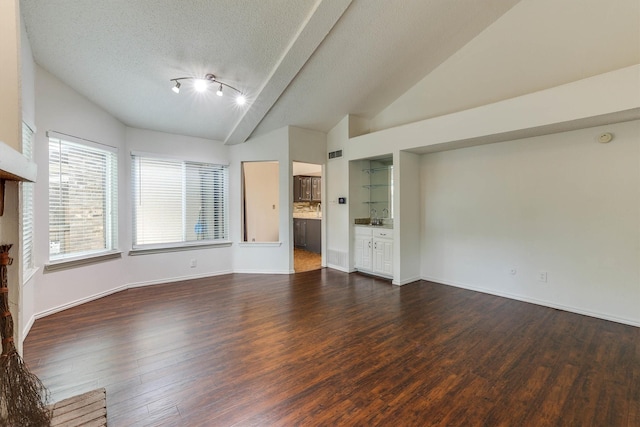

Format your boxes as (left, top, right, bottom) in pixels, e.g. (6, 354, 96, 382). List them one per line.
(0, 350, 51, 426)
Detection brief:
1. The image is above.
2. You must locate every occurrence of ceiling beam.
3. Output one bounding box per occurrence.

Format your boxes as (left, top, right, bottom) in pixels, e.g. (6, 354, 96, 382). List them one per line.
(224, 0, 353, 145)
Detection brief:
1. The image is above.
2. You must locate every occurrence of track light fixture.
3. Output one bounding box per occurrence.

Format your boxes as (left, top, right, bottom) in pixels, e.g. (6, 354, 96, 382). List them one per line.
(170, 73, 245, 105)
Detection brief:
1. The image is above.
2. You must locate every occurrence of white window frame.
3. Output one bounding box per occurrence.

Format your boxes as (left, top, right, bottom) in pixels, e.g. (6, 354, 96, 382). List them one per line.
(20, 122, 37, 282)
(46, 131, 119, 269)
(130, 152, 230, 255)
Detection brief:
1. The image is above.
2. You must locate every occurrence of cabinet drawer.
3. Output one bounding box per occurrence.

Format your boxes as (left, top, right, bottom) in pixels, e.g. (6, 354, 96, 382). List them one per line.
(355, 226, 373, 237)
(373, 229, 392, 239)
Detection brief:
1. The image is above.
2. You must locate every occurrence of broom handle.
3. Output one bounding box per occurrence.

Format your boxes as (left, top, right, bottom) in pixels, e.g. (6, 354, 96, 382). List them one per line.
(0, 246, 14, 357)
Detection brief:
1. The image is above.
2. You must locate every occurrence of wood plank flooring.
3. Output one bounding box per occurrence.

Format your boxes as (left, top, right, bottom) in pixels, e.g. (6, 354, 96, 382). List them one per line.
(23, 270, 639, 426)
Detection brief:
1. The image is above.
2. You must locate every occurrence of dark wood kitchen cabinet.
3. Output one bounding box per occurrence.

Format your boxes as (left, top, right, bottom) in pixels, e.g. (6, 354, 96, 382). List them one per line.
(294, 218, 320, 253)
(311, 177, 321, 201)
(294, 176, 321, 202)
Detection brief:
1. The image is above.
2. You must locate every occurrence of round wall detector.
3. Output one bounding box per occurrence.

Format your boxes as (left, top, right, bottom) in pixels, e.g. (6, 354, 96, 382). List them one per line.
(598, 132, 613, 143)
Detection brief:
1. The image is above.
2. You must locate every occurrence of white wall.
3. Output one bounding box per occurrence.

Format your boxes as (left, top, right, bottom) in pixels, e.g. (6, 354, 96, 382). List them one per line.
(420, 120, 640, 326)
(124, 127, 233, 286)
(20, 17, 35, 130)
(395, 151, 421, 285)
(370, 0, 640, 132)
(230, 127, 292, 274)
(243, 161, 279, 242)
(325, 116, 351, 271)
(0, 0, 21, 151)
(289, 127, 326, 166)
(32, 66, 128, 316)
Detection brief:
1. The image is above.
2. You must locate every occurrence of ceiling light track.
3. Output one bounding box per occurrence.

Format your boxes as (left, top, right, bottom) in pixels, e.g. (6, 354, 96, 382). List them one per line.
(170, 73, 246, 104)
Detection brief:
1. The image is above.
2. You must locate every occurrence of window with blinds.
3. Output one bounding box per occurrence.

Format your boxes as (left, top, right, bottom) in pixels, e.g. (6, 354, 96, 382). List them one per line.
(21, 123, 35, 276)
(131, 155, 228, 248)
(48, 135, 118, 261)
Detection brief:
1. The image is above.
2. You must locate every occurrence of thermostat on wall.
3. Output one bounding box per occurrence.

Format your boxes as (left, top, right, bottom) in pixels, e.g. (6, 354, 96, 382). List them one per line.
(338, 197, 346, 204)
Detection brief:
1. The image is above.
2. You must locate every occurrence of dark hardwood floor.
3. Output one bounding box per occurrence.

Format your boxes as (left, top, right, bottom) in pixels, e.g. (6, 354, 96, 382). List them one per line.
(24, 270, 639, 426)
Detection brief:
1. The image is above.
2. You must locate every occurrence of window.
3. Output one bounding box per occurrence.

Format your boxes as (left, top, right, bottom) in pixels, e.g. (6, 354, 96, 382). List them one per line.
(21, 122, 35, 276)
(48, 134, 118, 261)
(131, 154, 228, 249)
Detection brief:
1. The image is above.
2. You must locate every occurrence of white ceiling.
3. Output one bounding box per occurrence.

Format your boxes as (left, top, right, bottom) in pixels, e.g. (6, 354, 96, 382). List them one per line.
(20, 0, 520, 144)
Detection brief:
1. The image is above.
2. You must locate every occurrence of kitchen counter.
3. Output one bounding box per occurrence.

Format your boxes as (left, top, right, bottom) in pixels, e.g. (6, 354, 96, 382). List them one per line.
(293, 212, 322, 219)
(354, 223, 393, 229)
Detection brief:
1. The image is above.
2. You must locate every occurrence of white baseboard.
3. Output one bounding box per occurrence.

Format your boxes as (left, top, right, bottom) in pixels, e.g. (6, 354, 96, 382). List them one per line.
(421, 275, 640, 328)
(394, 276, 421, 286)
(233, 269, 292, 274)
(21, 314, 36, 346)
(35, 283, 128, 320)
(127, 270, 233, 288)
(326, 264, 350, 273)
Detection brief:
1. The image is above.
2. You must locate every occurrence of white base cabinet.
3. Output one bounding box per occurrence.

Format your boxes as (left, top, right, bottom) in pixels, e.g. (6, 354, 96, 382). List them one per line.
(354, 226, 393, 278)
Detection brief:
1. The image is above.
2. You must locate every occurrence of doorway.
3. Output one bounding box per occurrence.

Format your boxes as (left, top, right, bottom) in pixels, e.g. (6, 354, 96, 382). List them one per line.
(292, 161, 322, 272)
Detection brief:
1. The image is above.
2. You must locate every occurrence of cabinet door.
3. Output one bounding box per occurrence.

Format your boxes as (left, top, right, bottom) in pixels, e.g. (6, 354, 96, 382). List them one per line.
(311, 177, 321, 201)
(373, 238, 393, 276)
(294, 176, 302, 202)
(294, 219, 307, 248)
(355, 235, 372, 271)
(306, 219, 321, 254)
(301, 177, 312, 201)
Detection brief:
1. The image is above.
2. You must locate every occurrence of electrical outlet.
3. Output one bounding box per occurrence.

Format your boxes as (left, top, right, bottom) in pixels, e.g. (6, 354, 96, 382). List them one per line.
(538, 271, 547, 282)
(190, 259, 197, 268)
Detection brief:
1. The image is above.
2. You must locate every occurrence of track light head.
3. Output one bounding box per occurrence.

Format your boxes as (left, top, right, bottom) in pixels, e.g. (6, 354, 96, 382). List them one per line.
(216, 84, 223, 97)
(193, 78, 208, 92)
(172, 81, 181, 94)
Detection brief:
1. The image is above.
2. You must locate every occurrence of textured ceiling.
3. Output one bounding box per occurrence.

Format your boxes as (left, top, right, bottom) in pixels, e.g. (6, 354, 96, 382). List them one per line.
(21, 0, 520, 144)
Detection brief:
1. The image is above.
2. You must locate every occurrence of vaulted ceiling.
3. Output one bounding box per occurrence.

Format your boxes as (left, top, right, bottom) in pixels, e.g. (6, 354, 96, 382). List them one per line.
(20, 0, 520, 144)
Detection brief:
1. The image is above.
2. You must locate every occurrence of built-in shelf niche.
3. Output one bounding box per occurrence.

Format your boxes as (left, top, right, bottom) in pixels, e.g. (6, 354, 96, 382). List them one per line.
(362, 158, 393, 219)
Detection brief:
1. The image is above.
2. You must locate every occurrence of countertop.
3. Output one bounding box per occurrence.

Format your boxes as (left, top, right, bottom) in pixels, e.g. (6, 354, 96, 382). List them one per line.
(293, 212, 322, 219)
(354, 224, 393, 229)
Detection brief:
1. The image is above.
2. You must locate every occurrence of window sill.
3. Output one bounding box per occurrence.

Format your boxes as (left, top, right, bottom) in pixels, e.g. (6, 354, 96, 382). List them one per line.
(129, 241, 232, 256)
(237, 242, 283, 247)
(45, 251, 122, 272)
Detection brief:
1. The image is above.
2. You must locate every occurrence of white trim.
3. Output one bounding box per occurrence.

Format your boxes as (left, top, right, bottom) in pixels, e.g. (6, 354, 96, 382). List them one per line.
(0, 139, 37, 182)
(237, 241, 283, 247)
(45, 251, 122, 272)
(327, 264, 350, 273)
(127, 270, 233, 289)
(34, 283, 129, 319)
(21, 314, 36, 346)
(32, 271, 233, 326)
(21, 266, 39, 287)
(47, 130, 117, 152)
(233, 269, 292, 275)
(393, 276, 421, 286)
(129, 241, 232, 256)
(421, 275, 640, 328)
(130, 150, 230, 166)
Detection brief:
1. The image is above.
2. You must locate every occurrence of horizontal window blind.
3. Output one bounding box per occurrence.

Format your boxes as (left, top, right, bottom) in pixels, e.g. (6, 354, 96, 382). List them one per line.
(132, 155, 228, 247)
(49, 137, 118, 260)
(22, 122, 35, 275)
